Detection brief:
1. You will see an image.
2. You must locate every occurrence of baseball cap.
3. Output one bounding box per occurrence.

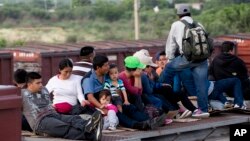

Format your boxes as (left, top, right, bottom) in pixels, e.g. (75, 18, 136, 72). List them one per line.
(124, 56, 146, 69)
(133, 50, 158, 67)
(176, 5, 190, 15)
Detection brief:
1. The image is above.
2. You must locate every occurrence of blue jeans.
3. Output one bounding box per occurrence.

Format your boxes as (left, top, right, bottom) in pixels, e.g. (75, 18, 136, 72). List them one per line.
(117, 104, 149, 128)
(209, 78, 244, 106)
(173, 69, 196, 96)
(142, 93, 163, 109)
(160, 55, 208, 112)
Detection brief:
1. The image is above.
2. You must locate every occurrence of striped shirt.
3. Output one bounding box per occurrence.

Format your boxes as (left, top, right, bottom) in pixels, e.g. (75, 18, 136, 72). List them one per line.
(104, 79, 126, 97)
(72, 61, 92, 76)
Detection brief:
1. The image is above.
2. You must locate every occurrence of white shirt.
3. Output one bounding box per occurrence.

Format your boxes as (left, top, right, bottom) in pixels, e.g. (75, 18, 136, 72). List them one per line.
(165, 16, 194, 60)
(46, 74, 85, 106)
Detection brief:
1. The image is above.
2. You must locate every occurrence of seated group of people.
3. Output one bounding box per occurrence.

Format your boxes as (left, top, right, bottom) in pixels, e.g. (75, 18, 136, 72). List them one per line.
(15, 41, 250, 141)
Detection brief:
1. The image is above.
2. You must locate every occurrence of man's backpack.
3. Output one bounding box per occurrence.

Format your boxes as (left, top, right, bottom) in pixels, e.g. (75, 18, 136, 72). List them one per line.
(181, 20, 213, 62)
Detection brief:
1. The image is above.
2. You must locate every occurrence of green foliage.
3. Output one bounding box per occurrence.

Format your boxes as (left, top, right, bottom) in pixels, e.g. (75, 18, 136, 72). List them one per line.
(11, 40, 26, 47)
(196, 3, 250, 36)
(1, 0, 250, 43)
(72, 0, 91, 7)
(66, 34, 77, 43)
(0, 38, 7, 48)
(93, 1, 127, 21)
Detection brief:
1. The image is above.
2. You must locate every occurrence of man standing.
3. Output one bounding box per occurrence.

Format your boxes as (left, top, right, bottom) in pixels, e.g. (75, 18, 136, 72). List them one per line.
(165, 5, 209, 117)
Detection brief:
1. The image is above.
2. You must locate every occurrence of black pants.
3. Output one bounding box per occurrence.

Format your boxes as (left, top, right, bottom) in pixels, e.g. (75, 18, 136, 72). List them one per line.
(157, 86, 196, 112)
(36, 113, 93, 140)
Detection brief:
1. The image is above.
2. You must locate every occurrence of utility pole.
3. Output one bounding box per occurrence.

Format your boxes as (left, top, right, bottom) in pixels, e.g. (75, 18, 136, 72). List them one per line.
(134, 0, 140, 40)
(44, 0, 47, 12)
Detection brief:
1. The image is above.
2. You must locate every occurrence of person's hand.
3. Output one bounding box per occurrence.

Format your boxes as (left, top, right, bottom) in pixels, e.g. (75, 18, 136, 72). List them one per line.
(123, 101, 130, 105)
(133, 69, 142, 77)
(81, 100, 90, 107)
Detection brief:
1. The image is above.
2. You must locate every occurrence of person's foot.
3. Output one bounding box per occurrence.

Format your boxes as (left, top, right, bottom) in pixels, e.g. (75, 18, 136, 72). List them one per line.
(84, 110, 102, 133)
(176, 110, 192, 119)
(192, 109, 210, 118)
(234, 104, 247, 110)
(108, 125, 116, 131)
(224, 102, 233, 109)
(164, 118, 173, 125)
(149, 113, 167, 129)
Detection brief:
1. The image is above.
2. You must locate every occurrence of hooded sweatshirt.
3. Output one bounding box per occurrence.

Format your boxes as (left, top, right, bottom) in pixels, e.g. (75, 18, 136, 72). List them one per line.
(209, 53, 248, 82)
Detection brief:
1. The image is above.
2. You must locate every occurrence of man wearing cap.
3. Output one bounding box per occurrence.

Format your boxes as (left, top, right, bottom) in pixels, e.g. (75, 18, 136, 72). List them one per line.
(72, 46, 95, 77)
(164, 5, 210, 117)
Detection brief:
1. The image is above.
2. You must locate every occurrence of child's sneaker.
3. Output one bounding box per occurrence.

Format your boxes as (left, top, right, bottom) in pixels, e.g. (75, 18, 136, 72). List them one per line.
(192, 109, 210, 118)
(178, 110, 192, 119)
(108, 125, 116, 131)
(164, 118, 173, 125)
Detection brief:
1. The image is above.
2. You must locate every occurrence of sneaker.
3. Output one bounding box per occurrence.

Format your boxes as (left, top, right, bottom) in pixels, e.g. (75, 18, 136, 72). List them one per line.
(234, 104, 247, 110)
(85, 110, 102, 133)
(92, 117, 103, 141)
(192, 109, 210, 118)
(178, 110, 192, 119)
(108, 126, 116, 131)
(133, 121, 150, 130)
(164, 118, 173, 125)
(149, 113, 167, 129)
(224, 102, 233, 109)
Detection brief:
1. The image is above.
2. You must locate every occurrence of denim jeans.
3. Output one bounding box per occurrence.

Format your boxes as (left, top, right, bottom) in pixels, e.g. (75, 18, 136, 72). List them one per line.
(209, 78, 244, 106)
(173, 69, 196, 96)
(160, 55, 209, 112)
(117, 104, 149, 128)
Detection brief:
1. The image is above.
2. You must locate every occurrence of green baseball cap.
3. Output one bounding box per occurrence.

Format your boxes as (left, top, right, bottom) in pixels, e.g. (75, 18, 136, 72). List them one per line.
(124, 56, 146, 69)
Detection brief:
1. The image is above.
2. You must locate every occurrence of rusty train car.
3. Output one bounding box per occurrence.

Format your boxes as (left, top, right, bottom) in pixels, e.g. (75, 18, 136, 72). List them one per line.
(0, 39, 165, 84)
(0, 36, 249, 85)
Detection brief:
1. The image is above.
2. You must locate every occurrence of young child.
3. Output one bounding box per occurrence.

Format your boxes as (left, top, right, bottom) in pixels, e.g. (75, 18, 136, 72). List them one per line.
(104, 64, 130, 112)
(98, 89, 119, 130)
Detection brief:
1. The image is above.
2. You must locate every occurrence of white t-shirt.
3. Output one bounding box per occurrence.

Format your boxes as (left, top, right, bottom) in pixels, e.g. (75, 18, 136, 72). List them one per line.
(46, 74, 85, 106)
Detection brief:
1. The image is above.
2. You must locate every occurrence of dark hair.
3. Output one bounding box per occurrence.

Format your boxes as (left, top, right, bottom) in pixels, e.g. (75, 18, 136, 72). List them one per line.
(221, 41, 235, 53)
(14, 69, 27, 84)
(155, 51, 166, 61)
(109, 63, 117, 69)
(59, 58, 73, 70)
(178, 13, 191, 18)
(80, 46, 94, 56)
(99, 89, 111, 100)
(93, 55, 109, 70)
(26, 72, 41, 84)
(125, 67, 137, 72)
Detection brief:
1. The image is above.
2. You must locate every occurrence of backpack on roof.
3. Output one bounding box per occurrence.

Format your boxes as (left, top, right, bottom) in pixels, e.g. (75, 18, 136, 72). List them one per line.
(181, 20, 213, 62)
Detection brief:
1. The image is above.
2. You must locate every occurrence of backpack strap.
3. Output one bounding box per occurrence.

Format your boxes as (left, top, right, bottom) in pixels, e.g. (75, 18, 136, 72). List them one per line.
(180, 19, 197, 28)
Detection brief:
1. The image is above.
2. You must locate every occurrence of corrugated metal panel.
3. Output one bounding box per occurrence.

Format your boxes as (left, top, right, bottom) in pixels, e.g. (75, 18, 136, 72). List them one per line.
(0, 86, 21, 141)
(0, 52, 13, 85)
(2, 39, 164, 84)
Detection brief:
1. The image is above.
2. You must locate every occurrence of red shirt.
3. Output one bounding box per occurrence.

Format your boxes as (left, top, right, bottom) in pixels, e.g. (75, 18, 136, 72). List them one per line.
(118, 71, 142, 96)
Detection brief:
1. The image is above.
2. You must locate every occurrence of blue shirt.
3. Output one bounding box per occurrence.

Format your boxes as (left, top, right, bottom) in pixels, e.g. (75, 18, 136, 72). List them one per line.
(82, 70, 107, 98)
